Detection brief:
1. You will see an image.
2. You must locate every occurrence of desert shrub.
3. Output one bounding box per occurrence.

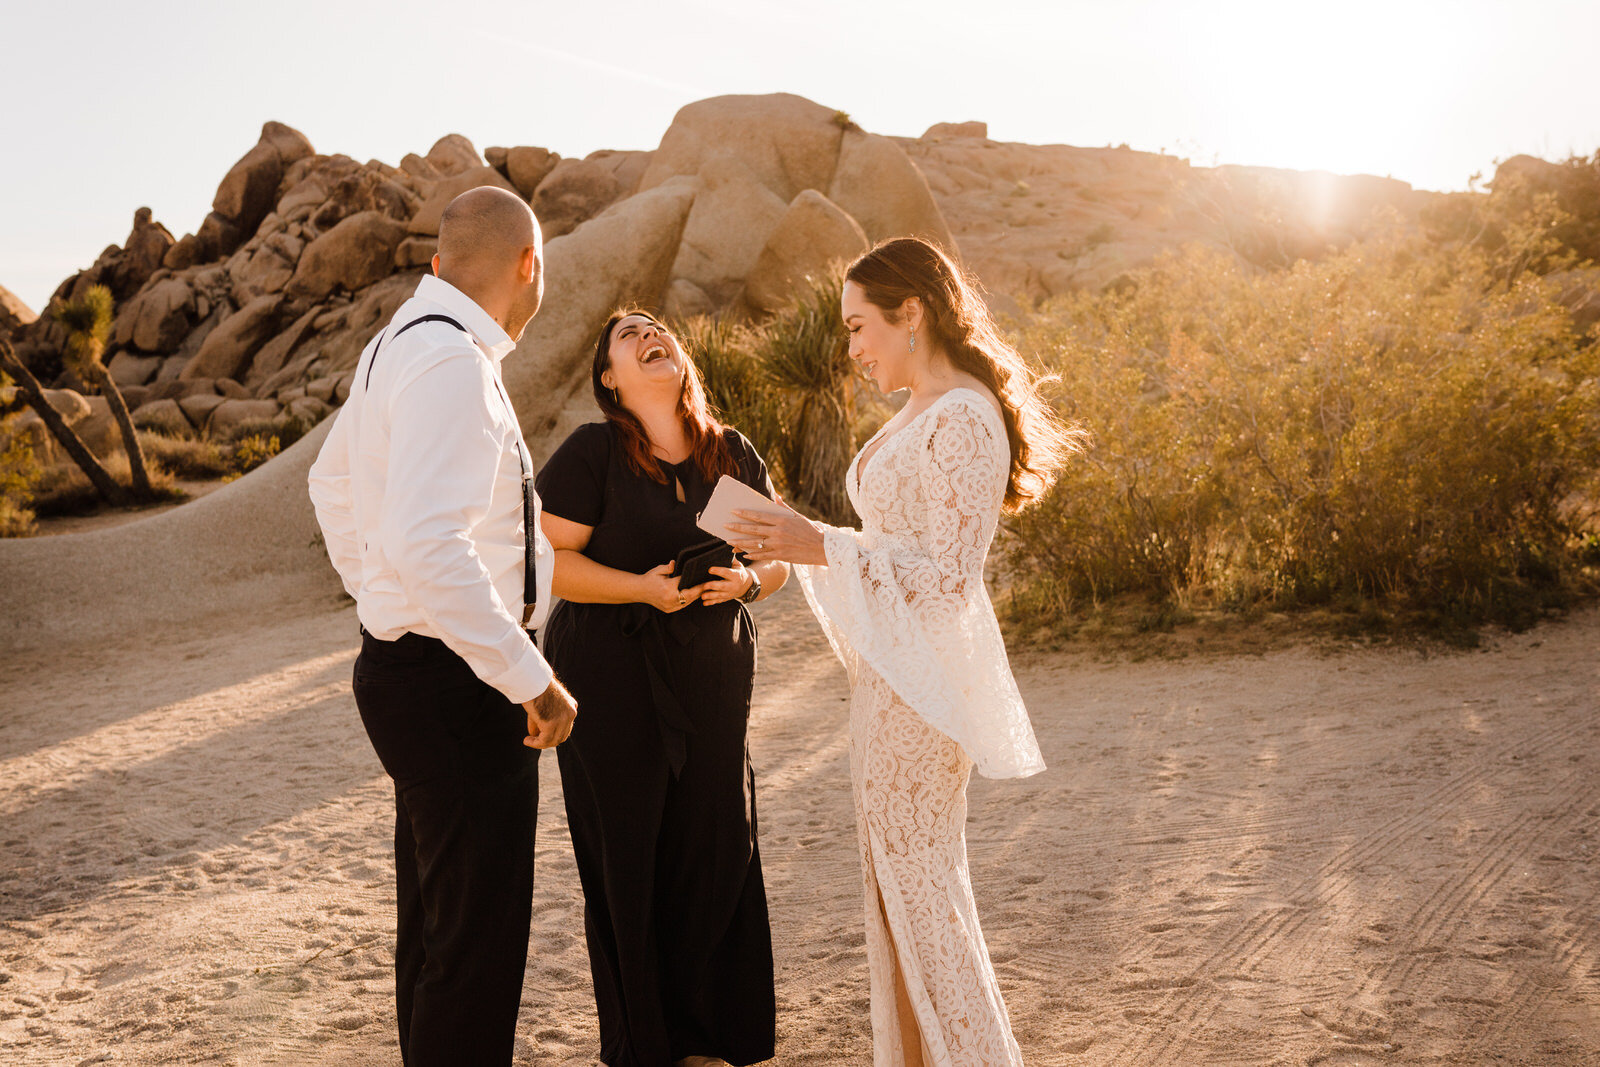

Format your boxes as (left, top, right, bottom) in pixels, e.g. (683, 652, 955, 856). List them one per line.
(0, 435, 40, 537)
(222, 415, 309, 448)
(1000, 231, 1600, 635)
(32, 452, 180, 517)
(138, 431, 233, 479)
(229, 433, 283, 475)
(1422, 152, 1600, 286)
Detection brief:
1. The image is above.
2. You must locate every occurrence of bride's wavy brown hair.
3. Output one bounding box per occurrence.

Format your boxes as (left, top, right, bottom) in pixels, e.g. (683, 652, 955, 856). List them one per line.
(845, 237, 1084, 511)
(591, 308, 737, 485)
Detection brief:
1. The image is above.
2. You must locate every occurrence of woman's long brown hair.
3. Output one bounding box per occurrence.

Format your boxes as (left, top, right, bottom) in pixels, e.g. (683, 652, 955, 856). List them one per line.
(845, 238, 1084, 511)
(590, 308, 737, 485)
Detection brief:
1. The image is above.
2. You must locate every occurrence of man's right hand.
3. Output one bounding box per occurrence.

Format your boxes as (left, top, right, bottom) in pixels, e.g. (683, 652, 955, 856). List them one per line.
(523, 677, 577, 749)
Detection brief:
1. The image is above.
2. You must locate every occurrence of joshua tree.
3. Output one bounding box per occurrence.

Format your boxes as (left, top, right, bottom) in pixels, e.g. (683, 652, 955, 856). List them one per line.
(756, 272, 863, 525)
(52, 285, 157, 500)
(0, 331, 130, 506)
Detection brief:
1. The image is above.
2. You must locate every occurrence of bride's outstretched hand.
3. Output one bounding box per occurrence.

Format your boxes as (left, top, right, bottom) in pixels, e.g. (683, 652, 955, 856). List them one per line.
(729, 497, 829, 567)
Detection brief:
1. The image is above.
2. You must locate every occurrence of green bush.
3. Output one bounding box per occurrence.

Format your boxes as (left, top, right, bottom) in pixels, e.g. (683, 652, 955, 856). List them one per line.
(999, 231, 1600, 636)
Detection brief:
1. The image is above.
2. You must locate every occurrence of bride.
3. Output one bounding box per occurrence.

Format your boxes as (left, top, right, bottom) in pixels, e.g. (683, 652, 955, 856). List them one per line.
(730, 237, 1081, 1066)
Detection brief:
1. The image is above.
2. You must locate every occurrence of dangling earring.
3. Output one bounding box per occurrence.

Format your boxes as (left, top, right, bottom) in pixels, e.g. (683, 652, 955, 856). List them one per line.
(908, 327, 917, 354)
(611, 387, 620, 404)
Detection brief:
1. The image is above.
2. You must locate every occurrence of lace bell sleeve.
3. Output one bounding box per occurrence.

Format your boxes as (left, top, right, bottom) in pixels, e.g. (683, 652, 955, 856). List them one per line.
(796, 396, 1045, 778)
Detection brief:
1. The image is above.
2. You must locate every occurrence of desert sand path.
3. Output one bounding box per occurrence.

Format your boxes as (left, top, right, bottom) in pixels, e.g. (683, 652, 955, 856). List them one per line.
(2, 586, 1597, 1066)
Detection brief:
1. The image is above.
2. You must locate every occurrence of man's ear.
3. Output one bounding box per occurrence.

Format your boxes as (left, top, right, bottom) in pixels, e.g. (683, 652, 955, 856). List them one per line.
(430, 253, 441, 277)
(519, 245, 537, 284)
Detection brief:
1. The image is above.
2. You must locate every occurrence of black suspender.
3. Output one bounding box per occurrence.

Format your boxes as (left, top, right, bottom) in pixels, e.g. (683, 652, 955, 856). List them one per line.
(362, 314, 538, 624)
(363, 314, 466, 389)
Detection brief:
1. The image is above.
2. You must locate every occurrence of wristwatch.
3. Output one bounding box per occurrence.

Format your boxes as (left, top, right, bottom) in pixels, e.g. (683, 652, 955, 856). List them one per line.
(738, 571, 762, 604)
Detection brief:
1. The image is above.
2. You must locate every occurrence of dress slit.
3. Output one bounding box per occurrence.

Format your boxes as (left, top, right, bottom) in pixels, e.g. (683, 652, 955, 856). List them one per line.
(850, 667, 1024, 1067)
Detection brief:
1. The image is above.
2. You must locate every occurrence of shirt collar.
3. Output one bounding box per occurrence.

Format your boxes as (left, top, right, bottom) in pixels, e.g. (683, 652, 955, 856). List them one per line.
(414, 274, 517, 363)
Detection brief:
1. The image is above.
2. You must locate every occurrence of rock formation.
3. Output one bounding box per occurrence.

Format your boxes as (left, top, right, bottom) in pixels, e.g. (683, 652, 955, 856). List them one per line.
(5, 96, 1434, 465)
(0, 94, 1447, 649)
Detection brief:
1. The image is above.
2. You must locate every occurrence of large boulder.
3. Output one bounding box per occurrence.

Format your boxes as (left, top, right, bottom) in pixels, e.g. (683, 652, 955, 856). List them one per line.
(531, 158, 624, 239)
(114, 277, 196, 353)
(232, 231, 305, 301)
(162, 233, 202, 271)
(501, 177, 699, 446)
(196, 211, 246, 262)
(212, 121, 316, 237)
(287, 211, 408, 301)
(177, 391, 227, 427)
(407, 165, 520, 237)
(276, 175, 329, 221)
(0, 283, 37, 335)
(107, 350, 162, 388)
(639, 93, 845, 204)
(246, 304, 323, 390)
(180, 294, 286, 382)
(425, 134, 481, 177)
(663, 156, 787, 307)
(208, 398, 282, 438)
(828, 129, 955, 250)
(744, 190, 869, 313)
(131, 397, 191, 436)
(504, 146, 561, 198)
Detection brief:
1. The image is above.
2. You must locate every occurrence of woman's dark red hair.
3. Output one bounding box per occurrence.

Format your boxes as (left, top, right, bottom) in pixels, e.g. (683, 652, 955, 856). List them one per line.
(591, 308, 737, 485)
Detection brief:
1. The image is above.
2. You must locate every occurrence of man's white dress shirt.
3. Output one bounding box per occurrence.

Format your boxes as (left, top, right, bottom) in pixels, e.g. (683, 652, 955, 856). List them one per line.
(308, 274, 554, 704)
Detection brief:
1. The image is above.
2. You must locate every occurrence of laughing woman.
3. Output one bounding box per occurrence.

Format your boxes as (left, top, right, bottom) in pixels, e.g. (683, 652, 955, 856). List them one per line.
(730, 238, 1082, 1067)
(535, 310, 787, 1067)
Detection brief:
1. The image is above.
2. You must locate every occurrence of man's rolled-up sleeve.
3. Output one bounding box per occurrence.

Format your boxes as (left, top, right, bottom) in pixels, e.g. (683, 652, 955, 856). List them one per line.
(378, 352, 553, 704)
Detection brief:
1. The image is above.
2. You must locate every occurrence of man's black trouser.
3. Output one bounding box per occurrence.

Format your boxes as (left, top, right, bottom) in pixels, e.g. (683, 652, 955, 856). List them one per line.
(353, 629, 538, 1066)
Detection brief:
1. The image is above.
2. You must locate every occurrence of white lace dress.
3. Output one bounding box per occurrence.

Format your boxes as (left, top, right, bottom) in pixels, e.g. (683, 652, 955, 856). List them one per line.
(795, 387, 1042, 1067)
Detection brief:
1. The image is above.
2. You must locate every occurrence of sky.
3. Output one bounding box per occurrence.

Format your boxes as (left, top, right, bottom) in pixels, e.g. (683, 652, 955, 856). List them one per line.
(4, 0, 1597, 313)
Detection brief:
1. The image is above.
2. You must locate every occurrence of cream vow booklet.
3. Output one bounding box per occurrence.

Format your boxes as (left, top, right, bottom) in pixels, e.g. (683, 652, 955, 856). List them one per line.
(697, 475, 788, 543)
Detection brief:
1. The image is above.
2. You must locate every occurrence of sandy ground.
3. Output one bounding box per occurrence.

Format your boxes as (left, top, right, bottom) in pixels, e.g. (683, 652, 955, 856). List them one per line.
(1, 588, 1597, 1066)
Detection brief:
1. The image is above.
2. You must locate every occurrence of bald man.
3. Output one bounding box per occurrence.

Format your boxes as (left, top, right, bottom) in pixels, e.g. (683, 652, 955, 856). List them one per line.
(310, 186, 577, 1065)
